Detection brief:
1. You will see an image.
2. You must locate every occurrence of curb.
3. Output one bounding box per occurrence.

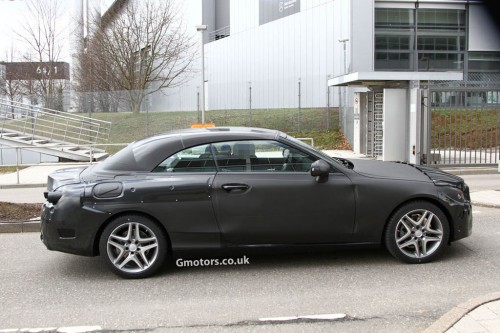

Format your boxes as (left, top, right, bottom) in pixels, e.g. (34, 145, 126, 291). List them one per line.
(422, 292, 500, 333)
(0, 220, 40, 233)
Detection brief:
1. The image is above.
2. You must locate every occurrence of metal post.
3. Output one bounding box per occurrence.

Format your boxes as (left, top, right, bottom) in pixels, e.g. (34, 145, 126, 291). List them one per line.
(16, 147, 20, 185)
(197, 89, 200, 123)
(196, 25, 208, 124)
(298, 78, 301, 132)
(339, 38, 349, 74)
(327, 84, 331, 130)
(200, 40, 205, 124)
(146, 108, 149, 137)
(249, 81, 252, 126)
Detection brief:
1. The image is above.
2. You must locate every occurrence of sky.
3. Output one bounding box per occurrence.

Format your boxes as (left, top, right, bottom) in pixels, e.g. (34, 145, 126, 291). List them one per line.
(0, 0, 29, 61)
(0, 0, 79, 62)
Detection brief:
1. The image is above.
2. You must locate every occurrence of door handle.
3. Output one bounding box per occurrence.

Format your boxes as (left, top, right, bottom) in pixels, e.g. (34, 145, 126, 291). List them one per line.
(221, 184, 249, 192)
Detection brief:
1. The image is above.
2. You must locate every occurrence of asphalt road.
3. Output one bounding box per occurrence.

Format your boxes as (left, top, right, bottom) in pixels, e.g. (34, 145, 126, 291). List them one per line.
(0, 206, 499, 333)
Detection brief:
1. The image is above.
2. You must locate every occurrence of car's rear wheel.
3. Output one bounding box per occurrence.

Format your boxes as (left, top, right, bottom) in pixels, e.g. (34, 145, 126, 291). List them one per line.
(99, 215, 167, 278)
(385, 201, 450, 264)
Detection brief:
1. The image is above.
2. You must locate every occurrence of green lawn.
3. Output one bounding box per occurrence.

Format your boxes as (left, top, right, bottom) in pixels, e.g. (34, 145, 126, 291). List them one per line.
(90, 108, 348, 154)
(431, 108, 500, 149)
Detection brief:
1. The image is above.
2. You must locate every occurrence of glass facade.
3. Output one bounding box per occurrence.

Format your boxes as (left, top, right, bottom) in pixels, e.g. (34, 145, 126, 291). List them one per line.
(375, 8, 466, 71)
(468, 52, 500, 71)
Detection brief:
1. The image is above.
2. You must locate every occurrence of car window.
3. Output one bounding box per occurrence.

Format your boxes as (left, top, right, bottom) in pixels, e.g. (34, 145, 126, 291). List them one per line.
(152, 140, 317, 173)
(211, 140, 317, 172)
(152, 144, 217, 173)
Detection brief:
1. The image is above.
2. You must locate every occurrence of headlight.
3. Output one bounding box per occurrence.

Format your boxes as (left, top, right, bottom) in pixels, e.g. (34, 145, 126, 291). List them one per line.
(438, 187, 466, 205)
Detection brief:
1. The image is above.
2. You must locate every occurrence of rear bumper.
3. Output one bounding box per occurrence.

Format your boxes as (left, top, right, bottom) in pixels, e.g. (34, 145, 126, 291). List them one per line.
(40, 201, 103, 257)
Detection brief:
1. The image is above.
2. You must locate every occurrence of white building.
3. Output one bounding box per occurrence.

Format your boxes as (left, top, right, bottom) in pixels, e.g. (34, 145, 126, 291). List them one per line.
(97, 0, 500, 164)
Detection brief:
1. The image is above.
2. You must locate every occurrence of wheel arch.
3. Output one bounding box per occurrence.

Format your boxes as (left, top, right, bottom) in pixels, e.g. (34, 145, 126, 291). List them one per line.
(92, 210, 173, 256)
(380, 197, 454, 246)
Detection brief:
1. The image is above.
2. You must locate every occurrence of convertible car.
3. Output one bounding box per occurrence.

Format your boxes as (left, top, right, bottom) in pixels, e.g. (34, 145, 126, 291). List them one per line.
(41, 127, 472, 278)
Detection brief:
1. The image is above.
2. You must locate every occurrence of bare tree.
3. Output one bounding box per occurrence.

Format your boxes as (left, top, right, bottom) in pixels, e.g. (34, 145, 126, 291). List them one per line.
(79, 0, 196, 113)
(73, 14, 120, 113)
(16, 0, 66, 110)
(4, 79, 23, 119)
(2, 49, 25, 118)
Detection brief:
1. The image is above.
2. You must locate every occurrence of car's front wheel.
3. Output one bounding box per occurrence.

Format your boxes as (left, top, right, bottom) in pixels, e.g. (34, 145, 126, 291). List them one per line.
(385, 201, 450, 264)
(99, 215, 168, 278)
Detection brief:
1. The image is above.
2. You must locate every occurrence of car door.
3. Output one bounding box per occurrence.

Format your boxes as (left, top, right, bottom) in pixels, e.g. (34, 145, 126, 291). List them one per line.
(211, 140, 356, 245)
(147, 143, 221, 249)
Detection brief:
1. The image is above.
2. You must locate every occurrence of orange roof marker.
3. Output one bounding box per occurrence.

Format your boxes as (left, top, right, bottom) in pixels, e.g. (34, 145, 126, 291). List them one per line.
(191, 123, 215, 128)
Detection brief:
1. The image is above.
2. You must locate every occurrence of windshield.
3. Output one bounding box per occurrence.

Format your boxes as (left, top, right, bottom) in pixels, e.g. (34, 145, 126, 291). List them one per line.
(285, 135, 343, 166)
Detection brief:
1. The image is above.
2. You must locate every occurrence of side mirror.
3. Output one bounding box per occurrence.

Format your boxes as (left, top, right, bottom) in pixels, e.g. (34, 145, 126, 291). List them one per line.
(310, 160, 330, 178)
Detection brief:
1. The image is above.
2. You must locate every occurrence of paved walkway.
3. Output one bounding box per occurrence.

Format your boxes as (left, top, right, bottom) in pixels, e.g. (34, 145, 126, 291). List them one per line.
(424, 293, 500, 333)
(1, 152, 499, 332)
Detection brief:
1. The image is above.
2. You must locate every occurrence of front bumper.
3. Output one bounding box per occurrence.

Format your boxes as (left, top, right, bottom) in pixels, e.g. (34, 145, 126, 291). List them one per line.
(448, 200, 473, 242)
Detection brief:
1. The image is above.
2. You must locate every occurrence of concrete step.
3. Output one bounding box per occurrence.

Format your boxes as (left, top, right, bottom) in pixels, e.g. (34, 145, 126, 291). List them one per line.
(30, 139, 49, 145)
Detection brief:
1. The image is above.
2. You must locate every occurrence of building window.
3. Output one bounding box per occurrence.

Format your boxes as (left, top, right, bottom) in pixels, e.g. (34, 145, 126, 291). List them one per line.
(133, 46, 151, 76)
(468, 52, 500, 72)
(416, 9, 465, 71)
(375, 8, 465, 72)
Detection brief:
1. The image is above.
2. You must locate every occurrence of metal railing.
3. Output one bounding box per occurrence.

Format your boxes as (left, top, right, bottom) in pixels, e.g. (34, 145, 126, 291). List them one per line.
(0, 99, 112, 145)
(0, 144, 127, 185)
(209, 26, 230, 42)
(427, 88, 500, 166)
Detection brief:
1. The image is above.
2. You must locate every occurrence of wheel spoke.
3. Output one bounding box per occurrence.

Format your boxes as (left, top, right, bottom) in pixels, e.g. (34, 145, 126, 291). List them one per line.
(402, 214, 419, 227)
(140, 243, 158, 252)
(416, 240, 425, 256)
(399, 218, 413, 232)
(422, 237, 440, 256)
(133, 223, 141, 241)
(110, 233, 127, 242)
(423, 236, 441, 243)
(416, 211, 431, 226)
(130, 254, 144, 270)
(125, 223, 133, 241)
(422, 212, 435, 228)
(118, 254, 134, 269)
(108, 240, 126, 264)
(398, 238, 417, 251)
(396, 230, 411, 244)
(425, 224, 443, 236)
(138, 250, 151, 266)
(138, 235, 157, 243)
(108, 239, 125, 250)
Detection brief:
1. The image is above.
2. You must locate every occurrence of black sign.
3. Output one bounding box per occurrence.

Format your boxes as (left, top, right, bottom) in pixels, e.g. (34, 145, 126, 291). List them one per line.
(259, 0, 300, 25)
(2, 62, 70, 81)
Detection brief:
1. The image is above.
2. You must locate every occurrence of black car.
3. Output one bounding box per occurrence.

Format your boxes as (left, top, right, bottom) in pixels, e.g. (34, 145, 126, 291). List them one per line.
(41, 127, 472, 278)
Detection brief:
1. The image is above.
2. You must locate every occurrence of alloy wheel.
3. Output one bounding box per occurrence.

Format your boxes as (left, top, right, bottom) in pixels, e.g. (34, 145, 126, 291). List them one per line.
(106, 222, 159, 274)
(394, 209, 444, 259)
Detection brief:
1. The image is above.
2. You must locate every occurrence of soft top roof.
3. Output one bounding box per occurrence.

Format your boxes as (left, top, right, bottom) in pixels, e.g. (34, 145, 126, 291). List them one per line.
(93, 127, 285, 172)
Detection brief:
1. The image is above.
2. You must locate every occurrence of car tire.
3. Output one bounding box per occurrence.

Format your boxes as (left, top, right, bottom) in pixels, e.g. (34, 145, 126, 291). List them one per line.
(384, 201, 450, 264)
(99, 215, 168, 278)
